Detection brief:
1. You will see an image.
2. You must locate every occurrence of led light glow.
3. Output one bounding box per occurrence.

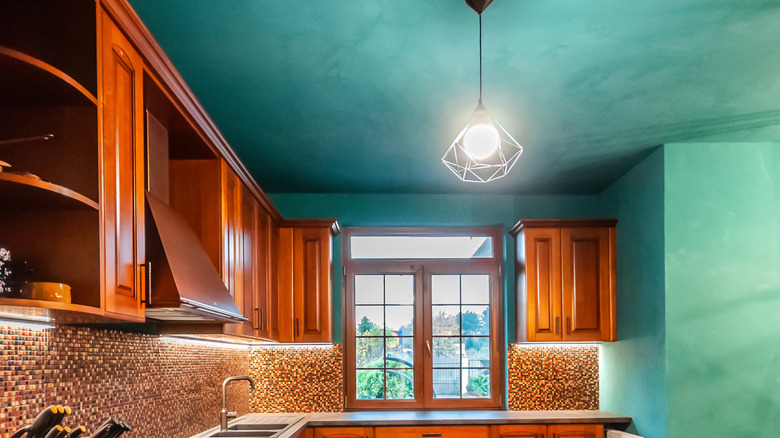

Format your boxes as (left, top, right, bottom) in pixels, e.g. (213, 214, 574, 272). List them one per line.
(463, 123, 500, 160)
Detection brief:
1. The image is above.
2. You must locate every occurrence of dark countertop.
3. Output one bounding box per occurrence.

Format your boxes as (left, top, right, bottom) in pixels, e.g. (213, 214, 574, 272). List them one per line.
(191, 411, 633, 438)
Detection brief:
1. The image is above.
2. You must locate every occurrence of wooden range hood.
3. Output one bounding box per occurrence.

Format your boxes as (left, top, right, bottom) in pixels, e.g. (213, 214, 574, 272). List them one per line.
(144, 192, 246, 323)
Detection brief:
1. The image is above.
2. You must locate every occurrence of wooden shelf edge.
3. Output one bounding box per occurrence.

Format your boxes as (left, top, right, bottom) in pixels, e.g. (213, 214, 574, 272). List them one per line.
(0, 298, 146, 324)
(0, 45, 98, 105)
(0, 172, 99, 210)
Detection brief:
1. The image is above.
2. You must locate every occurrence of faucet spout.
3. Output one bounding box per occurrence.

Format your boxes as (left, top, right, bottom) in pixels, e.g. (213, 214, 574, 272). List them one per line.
(220, 375, 255, 431)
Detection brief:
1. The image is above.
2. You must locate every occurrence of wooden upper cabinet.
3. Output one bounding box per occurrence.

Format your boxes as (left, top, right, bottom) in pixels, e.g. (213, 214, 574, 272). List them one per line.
(491, 424, 548, 438)
(512, 219, 617, 342)
(548, 425, 604, 438)
(100, 11, 145, 320)
(276, 220, 338, 343)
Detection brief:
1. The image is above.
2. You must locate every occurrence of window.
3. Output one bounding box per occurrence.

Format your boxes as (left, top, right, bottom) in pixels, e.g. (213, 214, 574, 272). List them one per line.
(344, 228, 504, 410)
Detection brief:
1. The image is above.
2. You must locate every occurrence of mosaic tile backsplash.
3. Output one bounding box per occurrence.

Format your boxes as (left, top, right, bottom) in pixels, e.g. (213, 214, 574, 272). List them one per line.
(508, 344, 599, 410)
(246, 343, 598, 412)
(0, 324, 249, 438)
(249, 345, 343, 413)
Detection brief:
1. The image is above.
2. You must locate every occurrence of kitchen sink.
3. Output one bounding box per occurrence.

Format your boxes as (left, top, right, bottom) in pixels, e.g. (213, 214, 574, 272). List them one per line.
(208, 422, 291, 437)
(229, 424, 288, 431)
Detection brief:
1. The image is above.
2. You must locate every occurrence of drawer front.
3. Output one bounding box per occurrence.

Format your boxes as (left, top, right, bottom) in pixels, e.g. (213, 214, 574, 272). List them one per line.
(549, 424, 604, 438)
(376, 426, 489, 438)
(491, 424, 548, 438)
(315, 427, 375, 438)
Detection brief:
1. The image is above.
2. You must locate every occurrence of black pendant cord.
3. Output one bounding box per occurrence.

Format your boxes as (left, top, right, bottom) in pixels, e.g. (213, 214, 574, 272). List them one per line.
(478, 14, 483, 105)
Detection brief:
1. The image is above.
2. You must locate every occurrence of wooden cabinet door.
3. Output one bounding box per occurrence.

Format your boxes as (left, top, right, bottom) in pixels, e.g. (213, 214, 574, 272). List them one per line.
(375, 426, 489, 438)
(236, 185, 260, 336)
(560, 227, 615, 342)
(255, 207, 272, 339)
(491, 424, 547, 438)
(523, 227, 562, 341)
(274, 226, 295, 342)
(221, 162, 242, 321)
(100, 11, 145, 320)
(292, 226, 331, 343)
(275, 222, 333, 342)
(314, 427, 374, 438)
(548, 424, 603, 438)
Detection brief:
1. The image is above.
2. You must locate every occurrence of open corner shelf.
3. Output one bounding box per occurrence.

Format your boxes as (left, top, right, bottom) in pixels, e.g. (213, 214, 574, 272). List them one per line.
(0, 172, 99, 210)
(0, 45, 97, 106)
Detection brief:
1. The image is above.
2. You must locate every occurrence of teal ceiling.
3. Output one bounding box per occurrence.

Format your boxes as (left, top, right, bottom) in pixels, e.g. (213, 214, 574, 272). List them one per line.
(128, 0, 780, 194)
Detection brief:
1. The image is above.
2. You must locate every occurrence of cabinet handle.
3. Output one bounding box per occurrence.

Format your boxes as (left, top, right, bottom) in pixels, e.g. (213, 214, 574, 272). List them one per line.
(143, 262, 152, 305)
(295, 317, 300, 337)
(555, 317, 560, 335)
(426, 340, 432, 355)
(259, 308, 264, 331)
(567, 317, 572, 335)
(422, 434, 442, 437)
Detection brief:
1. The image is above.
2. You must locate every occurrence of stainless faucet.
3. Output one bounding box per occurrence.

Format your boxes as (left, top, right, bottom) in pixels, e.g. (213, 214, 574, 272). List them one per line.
(220, 375, 256, 431)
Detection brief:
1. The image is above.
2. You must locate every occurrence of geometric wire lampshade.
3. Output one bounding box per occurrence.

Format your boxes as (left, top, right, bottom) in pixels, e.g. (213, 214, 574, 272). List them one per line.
(442, 0, 524, 183)
(442, 103, 523, 183)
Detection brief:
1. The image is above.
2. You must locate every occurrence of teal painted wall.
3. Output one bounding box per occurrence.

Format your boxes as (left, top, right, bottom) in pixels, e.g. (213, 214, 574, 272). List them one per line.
(599, 148, 666, 438)
(664, 143, 780, 437)
(269, 193, 602, 345)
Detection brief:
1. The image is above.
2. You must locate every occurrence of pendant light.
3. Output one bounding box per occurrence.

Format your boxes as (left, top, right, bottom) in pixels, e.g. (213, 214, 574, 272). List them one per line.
(442, 0, 523, 183)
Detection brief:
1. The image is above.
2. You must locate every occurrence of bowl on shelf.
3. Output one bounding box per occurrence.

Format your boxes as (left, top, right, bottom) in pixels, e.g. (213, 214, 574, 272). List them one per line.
(20, 282, 71, 304)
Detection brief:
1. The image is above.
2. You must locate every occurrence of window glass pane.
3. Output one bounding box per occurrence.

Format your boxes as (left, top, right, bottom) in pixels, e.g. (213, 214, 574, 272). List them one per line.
(385, 305, 413, 333)
(431, 275, 460, 304)
(386, 369, 414, 400)
(355, 275, 383, 305)
(432, 305, 460, 336)
(356, 306, 383, 336)
(385, 275, 414, 304)
(461, 306, 489, 336)
(465, 369, 490, 398)
(356, 337, 385, 368)
(357, 370, 384, 400)
(432, 337, 460, 365)
(433, 368, 461, 399)
(386, 337, 413, 368)
(463, 337, 490, 362)
(461, 275, 490, 304)
(351, 236, 493, 259)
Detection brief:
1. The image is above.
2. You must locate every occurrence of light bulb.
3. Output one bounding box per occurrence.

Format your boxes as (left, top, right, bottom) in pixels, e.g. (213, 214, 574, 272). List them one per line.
(463, 123, 500, 160)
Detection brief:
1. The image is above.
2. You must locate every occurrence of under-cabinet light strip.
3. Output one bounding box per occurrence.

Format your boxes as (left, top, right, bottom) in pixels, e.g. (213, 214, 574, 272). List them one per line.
(0, 317, 54, 330)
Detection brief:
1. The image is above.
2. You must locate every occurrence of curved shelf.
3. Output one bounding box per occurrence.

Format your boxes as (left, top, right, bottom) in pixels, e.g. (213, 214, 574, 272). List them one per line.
(0, 45, 97, 106)
(0, 172, 99, 210)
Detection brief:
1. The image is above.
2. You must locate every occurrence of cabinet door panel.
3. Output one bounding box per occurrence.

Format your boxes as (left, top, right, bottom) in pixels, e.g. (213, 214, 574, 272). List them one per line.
(524, 228, 562, 341)
(561, 227, 613, 341)
(548, 424, 603, 438)
(239, 187, 259, 336)
(293, 227, 330, 342)
(314, 427, 374, 438)
(255, 207, 272, 338)
(101, 12, 144, 320)
(376, 426, 488, 438)
(491, 424, 547, 438)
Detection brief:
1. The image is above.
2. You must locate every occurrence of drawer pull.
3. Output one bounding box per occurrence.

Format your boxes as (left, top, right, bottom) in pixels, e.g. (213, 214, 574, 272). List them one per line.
(422, 434, 442, 437)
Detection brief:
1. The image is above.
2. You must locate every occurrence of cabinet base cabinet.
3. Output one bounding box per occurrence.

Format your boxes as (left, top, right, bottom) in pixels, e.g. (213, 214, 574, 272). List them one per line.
(314, 427, 374, 438)
(492, 425, 603, 438)
(376, 426, 489, 438)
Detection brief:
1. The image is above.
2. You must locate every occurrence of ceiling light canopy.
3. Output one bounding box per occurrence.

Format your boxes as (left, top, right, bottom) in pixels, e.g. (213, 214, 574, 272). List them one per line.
(442, 0, 523, 183)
